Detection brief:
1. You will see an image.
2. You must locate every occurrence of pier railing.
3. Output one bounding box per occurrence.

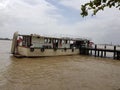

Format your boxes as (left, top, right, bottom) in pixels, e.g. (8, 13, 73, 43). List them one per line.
(80, 45, 120, 60)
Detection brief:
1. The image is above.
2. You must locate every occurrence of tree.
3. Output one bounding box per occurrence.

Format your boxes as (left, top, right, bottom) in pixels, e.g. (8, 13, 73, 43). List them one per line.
(81, 0, 120, 17)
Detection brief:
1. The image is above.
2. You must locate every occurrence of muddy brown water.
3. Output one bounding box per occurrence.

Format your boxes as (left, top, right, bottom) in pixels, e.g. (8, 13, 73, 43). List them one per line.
(0, 40, 120, 90)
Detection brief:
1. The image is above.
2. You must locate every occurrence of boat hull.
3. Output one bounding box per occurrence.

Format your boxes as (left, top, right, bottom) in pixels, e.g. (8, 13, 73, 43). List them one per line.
(11, 32, 18, 54)
(17, 46, 80, 57)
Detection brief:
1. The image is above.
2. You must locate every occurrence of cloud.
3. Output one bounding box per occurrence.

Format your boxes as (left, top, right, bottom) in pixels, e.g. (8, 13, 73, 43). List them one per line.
(0, 0, 10, 9)
(59, 0, 89, 10)
(0, 0, 61, 36)
(45, 0, 83, 24)
(74, 8, 120, 44)
(0, 0, 120, 44)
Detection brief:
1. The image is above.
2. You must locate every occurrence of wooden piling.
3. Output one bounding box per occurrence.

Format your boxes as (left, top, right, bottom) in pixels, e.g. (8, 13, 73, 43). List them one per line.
(104, 45, 106, 57)
(90, 49, 92, 55)
(98, 50, 99, 57)
(95, 45, 97, 57)
(79, 44, 120, 60)
(113, 46, 116, 59)
(117, 51, 120, 60)
(101, 51, 103, 57)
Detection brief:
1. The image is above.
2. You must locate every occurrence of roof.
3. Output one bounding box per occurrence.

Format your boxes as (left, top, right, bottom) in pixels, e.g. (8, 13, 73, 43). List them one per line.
(19, 34, 90, 41)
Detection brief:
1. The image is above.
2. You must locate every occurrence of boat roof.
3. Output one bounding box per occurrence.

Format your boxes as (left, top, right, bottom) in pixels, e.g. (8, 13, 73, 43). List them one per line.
(18, 34, 90, 41)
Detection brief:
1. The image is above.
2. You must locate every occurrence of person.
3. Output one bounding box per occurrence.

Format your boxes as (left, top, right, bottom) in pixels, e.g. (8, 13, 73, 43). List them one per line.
(17, 37, 23, 46)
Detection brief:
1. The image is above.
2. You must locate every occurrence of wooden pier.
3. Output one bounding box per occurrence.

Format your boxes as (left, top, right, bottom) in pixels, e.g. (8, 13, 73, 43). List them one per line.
(80, 45, 120, 60)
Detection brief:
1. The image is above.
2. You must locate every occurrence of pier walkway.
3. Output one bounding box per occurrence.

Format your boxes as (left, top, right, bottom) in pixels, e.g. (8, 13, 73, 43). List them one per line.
(80, 45, 120, 60)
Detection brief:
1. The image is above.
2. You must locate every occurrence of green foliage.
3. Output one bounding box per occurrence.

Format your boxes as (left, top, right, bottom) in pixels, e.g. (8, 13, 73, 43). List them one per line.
(81, 0, 120, 17)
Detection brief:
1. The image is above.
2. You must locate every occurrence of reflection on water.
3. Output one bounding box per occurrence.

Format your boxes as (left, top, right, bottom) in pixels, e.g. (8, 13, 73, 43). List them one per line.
(0, 40, 120, 90)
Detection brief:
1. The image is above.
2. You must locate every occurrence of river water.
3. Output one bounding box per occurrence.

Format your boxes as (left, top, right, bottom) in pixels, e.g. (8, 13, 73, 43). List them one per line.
(0, 40, 120, 90)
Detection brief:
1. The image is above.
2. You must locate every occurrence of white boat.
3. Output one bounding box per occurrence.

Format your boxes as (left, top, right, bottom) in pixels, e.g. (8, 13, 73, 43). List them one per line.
(11, 32, 90, 57)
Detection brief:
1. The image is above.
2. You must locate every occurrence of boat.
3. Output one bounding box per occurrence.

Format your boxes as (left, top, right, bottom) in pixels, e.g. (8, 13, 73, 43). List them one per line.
(11, 32, 90, 57)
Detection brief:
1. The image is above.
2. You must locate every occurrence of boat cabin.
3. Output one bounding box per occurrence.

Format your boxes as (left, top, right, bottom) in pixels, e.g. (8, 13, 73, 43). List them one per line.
(17, 34, 89, 49)
(11, 32, 90, 57)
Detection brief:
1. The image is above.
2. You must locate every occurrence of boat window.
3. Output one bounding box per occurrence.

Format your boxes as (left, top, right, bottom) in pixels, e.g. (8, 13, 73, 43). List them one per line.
(62, 40, 64, 44)
(51, 39, 53, 43)
(70, 40, 74, 48)
(22, 36, 26, 46)
(59, 40, 62, 44)
(53, 39, 56, 43)
(70, 40, 73, 44)
(22, 36, 31, 47)
(67, 40, 70, 44)
(44, 38, 48, 43)
(59, 40, 62, 46)
(65, 40, 67, 44)
(26, 36, 31, 47)
(56, 39, 58, 43)
(48, 39, 51, 43)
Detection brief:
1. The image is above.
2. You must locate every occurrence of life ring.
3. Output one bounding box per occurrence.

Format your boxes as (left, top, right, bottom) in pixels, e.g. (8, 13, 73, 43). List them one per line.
(30, 48, 34, 52)
(41, 48, 45, 52)
(54, 47, 57, 51)
(72, 48, 74, 52)
(64, 47, 67, 51)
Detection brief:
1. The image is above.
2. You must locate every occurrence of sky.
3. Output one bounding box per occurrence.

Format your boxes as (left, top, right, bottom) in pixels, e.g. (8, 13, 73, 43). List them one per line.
(0, 0, 120, 44)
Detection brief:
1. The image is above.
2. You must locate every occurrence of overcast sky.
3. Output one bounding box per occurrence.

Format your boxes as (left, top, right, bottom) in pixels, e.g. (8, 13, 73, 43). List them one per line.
(0, 0, 120, 44)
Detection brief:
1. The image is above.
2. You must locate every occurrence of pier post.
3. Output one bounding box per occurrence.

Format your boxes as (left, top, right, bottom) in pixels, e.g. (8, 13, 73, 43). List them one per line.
(95, 45, 97, 57)
(118, 52, 120, 60)
(85, 47, 88, 55)
(113, 46, 116, 59)
(79, 45, 82, 54)
(104, 45, 106, 57)
(116, 51, 120, 60)
(90, 49, 92, 55)
(117, 52, 118, 60)
(98, 50, 99, 57)
(101, 51, 103, 57)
